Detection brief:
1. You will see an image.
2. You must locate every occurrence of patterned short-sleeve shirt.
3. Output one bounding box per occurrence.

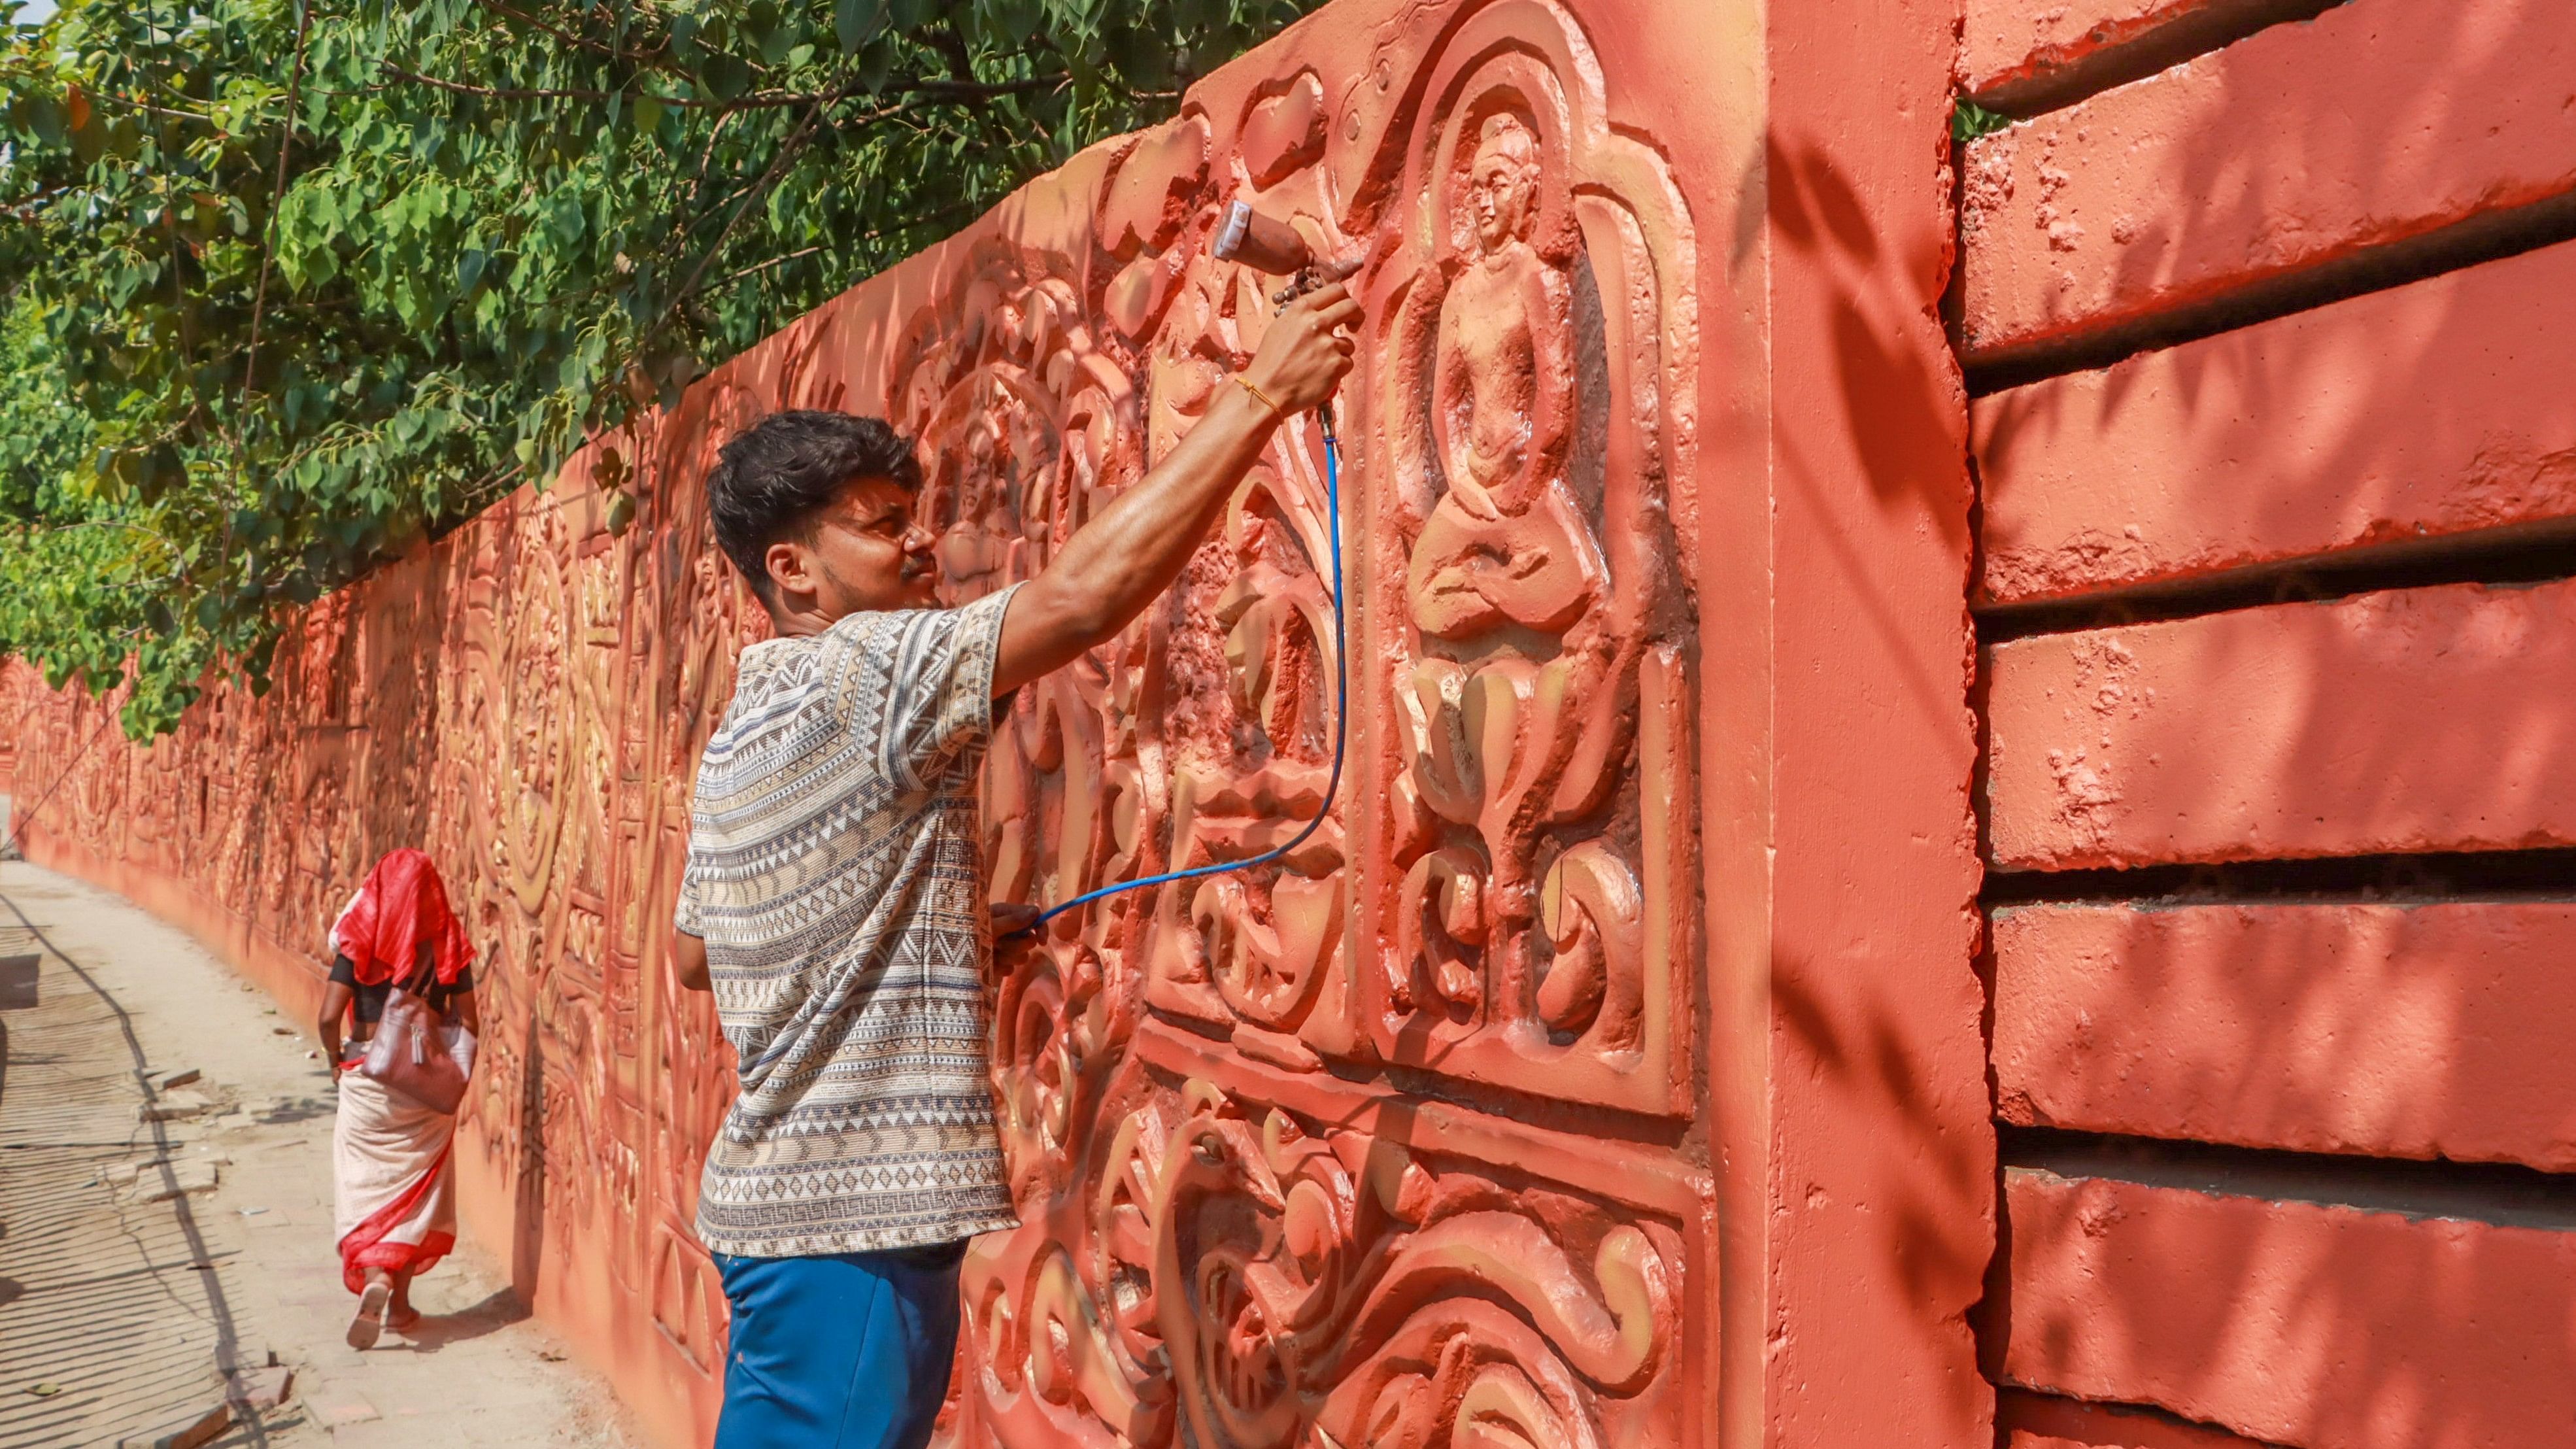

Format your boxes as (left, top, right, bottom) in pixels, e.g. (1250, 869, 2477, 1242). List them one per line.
(677, 585, 1023, 1257)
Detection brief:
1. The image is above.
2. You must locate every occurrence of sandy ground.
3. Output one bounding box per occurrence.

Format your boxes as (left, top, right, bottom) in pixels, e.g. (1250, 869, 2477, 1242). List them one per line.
(0, 858, 643, 1448)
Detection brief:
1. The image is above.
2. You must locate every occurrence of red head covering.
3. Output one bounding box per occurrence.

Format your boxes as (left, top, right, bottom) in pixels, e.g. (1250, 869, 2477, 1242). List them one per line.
(330, 849, 473, 988)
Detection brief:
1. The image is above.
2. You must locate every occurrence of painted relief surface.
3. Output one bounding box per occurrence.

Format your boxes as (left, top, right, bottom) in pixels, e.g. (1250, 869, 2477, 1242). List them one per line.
(1, 3, 1710, 1444)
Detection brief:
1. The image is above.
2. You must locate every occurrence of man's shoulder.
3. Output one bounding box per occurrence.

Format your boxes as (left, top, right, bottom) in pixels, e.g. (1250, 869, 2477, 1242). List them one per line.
(706, 641, 831, 742)
(806, 594, 1017, 700)
(823, 596, 1009, 651)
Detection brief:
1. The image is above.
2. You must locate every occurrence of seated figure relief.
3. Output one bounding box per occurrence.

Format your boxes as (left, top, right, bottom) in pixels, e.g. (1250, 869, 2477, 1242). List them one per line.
(1409, 111, 1605, 641)
(1363, 50, 1695, 1119)
(1390, 104, 1629, 1028)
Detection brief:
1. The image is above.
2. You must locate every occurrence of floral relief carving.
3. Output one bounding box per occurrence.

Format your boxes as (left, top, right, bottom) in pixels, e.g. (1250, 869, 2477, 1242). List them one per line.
(964, 1055, 1686, 1449)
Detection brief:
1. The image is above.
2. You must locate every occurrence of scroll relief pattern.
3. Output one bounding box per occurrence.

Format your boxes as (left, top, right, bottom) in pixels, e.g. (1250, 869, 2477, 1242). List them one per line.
(914, 4, 1704, 1448)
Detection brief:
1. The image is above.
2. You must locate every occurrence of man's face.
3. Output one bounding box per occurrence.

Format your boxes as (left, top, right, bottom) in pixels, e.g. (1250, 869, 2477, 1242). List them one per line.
(764, 475, 940, 620)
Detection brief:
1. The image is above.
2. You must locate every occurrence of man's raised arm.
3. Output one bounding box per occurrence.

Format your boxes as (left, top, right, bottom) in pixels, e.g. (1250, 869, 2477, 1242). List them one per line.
(991, 280, 1361, 698)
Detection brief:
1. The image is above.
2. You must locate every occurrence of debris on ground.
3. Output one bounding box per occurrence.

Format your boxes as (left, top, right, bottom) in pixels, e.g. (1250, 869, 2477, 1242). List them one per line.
(137, 1089, 214, 1123)
(112, 1401, 230, 1449)
(122, 1160, 220, 1205)
(304, 1386, 381, 1428)
(222, 1363, 295, 1412)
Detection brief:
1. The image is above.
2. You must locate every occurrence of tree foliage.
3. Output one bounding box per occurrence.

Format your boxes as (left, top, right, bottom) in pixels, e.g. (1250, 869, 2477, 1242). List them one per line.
(0, 0, 1311, 737)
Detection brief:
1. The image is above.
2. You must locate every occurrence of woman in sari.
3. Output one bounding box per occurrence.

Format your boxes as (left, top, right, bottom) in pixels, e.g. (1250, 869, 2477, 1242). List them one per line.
(315, 848, 480, 1350)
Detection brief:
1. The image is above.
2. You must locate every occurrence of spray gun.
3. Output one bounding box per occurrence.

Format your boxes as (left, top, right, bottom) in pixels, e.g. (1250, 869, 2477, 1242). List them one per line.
(1014, 201, 1357, 936)
(1213, 199, 1355, 430)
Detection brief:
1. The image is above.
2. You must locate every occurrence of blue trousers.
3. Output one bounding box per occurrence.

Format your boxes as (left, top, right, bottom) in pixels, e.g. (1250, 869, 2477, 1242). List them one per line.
(712, 1240, 968, 1449)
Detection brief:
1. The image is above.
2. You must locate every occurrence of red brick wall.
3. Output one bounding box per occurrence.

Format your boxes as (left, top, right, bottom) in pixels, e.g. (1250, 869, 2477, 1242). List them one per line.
(1961, 1, 2576, 1446)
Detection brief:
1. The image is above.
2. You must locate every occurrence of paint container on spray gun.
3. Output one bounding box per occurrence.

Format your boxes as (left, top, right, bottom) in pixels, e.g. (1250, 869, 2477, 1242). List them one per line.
(1212, 197, 1366, 435)
(1214, 199, 1317, 284)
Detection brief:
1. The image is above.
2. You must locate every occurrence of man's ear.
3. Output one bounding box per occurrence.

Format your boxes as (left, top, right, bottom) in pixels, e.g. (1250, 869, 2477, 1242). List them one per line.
(762, 537, 810, 602)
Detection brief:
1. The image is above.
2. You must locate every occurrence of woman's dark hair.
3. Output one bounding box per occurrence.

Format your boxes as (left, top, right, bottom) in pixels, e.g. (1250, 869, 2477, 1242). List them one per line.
(705, 410, 922, 600)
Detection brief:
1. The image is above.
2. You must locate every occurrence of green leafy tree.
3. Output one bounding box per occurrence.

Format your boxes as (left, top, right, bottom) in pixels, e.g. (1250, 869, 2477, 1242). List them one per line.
(0, 0, 1312, 737)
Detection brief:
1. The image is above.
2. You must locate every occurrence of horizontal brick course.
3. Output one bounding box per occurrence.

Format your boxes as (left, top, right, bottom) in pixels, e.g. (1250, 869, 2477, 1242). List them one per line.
(1993, 902, 2576, 1170)
(1974, 241, 2576, 605)
(1999, 1389, 2281, 1449)
(2000, 1168, 2576, 1449)
(1963, 0, 2337, 113)
(1985, 579, 2576, 870)
(1958, 0, 2576, 367)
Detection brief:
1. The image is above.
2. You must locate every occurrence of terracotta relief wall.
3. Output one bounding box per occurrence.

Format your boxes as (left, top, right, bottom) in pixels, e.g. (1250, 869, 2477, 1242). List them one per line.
(5, 1, 1990, 1446)
(1960, 1, 2576, 1447)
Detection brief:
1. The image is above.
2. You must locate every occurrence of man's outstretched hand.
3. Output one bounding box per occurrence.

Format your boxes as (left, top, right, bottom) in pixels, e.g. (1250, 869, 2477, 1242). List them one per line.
(1244, 280, 1363, 416)
(990, 267, 1362, 700)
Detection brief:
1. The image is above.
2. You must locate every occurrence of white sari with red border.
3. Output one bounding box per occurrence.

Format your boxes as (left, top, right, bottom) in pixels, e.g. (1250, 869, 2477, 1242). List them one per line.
(333, 1068, 457, 1293)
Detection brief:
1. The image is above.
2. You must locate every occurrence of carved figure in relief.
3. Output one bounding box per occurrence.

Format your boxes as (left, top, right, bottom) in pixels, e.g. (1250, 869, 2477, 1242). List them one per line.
(934, 408, 1030, 604)
(1143, 345, 1351, 1051)
(1342, 5, 1699, 1121)
(1410, 112, 1600, 640)
(1388, 98, 1631, 1035)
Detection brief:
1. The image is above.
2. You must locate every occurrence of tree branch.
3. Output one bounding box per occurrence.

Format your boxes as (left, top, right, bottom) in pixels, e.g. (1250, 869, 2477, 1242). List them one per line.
(652, 86, 853, 329)
(239, 1, 313, 427)
(702, 244, 821, 292)
(486, 2, 681, 73)
(696, 195, 986, 297)
(375, 64, 1062, 113)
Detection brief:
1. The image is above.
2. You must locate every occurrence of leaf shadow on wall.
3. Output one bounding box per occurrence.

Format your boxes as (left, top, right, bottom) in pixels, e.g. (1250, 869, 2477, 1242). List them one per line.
(1748, 117, 2003, 1433)
(509, 972, 550, 1302)
(1964, 5, 2576, 1441)
(1770, 953, 1995, 1427)
(1767, 132, 1979, 745)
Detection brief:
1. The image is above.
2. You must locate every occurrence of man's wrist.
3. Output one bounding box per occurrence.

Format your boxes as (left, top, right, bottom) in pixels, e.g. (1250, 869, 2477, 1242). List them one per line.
(1234, 357, 1300, 422)
(1234, 372, 1288, 420)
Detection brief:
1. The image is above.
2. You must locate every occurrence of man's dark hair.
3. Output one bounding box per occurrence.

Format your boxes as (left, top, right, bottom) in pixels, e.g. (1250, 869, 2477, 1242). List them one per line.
(705, 410, 922, 600)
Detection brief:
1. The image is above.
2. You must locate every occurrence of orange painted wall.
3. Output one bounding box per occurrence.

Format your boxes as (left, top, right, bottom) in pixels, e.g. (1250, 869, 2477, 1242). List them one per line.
(1, 2, 1991, 1447)
(1963, 0, 2576, 1445)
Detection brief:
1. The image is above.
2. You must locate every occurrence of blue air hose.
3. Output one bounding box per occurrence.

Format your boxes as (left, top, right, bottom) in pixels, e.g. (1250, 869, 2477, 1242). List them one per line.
(1019, 405, 1347, 934)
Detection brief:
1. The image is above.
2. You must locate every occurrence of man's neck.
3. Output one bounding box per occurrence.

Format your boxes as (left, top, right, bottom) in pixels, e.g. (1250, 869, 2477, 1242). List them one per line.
(765, 603, 836, 639)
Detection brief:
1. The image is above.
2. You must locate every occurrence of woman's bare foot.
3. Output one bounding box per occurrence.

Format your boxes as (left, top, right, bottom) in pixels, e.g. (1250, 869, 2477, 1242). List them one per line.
(347, 1280, 391, 1350)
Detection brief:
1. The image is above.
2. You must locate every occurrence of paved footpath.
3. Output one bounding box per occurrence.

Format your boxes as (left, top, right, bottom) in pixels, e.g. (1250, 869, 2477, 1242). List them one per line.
(0, 859, 641, 1449)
